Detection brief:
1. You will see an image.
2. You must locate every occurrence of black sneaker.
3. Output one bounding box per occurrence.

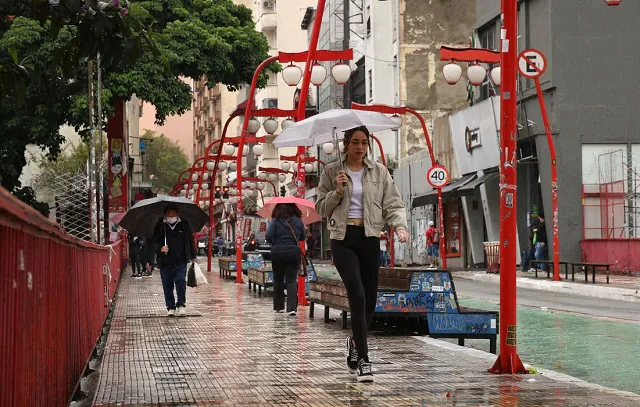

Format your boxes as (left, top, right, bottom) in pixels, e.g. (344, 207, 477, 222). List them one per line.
(346, 335, 358, 373)
(357, 358, 373, 382)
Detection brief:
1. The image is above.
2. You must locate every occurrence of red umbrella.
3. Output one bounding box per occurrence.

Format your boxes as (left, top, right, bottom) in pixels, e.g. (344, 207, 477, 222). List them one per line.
(256, 196, 322, 225)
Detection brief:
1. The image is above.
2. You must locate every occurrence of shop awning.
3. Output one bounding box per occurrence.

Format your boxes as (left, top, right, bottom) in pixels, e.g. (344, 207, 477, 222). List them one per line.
(411, 174, 477, 209)
(458, 171, 499, 192)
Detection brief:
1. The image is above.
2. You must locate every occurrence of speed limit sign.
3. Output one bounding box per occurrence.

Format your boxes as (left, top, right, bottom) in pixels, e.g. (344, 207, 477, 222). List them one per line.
(427, 165, 450, 189)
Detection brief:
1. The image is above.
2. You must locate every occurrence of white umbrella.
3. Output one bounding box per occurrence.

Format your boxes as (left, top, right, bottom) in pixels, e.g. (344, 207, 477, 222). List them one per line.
(272, 109, 400, 148)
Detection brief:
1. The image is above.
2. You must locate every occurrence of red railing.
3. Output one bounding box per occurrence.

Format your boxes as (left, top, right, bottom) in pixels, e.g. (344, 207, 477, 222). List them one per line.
(0, 186, 123, 406)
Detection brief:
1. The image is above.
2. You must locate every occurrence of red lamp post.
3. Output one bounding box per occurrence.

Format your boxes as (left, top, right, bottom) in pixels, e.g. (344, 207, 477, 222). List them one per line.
(351, 102, 449, 270)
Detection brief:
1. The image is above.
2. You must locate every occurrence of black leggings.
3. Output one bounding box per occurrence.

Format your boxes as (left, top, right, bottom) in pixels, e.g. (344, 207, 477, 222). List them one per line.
(271, 247, 300, 312)
(330, 226, 380, 361)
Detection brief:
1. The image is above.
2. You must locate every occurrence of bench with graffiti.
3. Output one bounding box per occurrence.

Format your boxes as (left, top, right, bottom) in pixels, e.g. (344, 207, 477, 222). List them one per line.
(308, 267, 498, 353)
(218, 253, 265, 280)
(248, 260, 317, 296)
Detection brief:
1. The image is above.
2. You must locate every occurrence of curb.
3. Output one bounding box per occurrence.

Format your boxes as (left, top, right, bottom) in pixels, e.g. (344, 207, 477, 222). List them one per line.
(411, 336, 640, 401)
(455, 272, 640, 303)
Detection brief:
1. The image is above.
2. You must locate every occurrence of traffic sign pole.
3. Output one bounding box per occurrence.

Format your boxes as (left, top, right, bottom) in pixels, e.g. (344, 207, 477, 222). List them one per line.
(427, 166, 450, 270)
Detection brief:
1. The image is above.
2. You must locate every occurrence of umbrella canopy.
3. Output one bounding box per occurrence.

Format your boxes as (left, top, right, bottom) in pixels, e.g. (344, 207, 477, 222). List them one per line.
(256, 196, 322, 225)
(272, 109, 400, 148)
(119, 195, 209, 238)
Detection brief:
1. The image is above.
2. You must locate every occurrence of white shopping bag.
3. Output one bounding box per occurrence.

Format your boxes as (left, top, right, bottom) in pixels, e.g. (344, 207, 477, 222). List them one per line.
(193, 262, 208, 285)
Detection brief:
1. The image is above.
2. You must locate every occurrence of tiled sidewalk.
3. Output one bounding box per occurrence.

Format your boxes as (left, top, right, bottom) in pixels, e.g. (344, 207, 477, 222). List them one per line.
(92, 260, 640, 406)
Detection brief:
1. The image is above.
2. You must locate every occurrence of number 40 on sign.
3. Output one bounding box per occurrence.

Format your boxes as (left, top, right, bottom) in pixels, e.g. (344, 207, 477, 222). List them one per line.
(427, 165, 450, 189)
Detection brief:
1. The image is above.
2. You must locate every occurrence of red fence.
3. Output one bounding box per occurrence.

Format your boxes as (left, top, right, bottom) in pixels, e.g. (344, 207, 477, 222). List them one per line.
(581, 239, 640, 273)
(0, 187, 123, 406)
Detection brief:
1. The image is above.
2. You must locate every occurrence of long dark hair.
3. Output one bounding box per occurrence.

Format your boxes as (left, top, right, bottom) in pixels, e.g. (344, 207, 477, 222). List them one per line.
(271, 203, 302, 220)
(343, 126, 373, 157)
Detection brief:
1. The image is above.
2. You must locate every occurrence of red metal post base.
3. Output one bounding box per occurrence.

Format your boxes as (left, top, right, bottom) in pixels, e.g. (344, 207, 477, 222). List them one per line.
(488, 352, 528, 375)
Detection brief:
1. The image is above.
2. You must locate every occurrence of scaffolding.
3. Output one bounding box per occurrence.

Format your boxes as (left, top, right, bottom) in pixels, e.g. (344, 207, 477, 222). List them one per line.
(51, 171, 92, 241)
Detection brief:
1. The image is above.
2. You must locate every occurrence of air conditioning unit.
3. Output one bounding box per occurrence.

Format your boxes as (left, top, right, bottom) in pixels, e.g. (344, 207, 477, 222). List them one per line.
(263, 1, 274, 9)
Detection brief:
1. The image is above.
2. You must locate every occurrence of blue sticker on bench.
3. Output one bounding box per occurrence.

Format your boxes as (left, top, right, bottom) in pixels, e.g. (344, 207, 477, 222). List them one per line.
(426, 313, 497, 335)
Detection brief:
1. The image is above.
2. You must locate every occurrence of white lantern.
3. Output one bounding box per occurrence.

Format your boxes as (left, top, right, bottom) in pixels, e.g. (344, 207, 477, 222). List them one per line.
(322, 142, 335, 155)
(311, 63, 327, 86)
(203, 172, 209, 181)
(257, 182, 265, 190)
(490, 66, 501, 86)
(258, 172, 267, 181)
(281, 161, 291, 172)
(189, 189, 195, 196)
(202, 183, 209, 191)
(228, 162, 237, 172)
(304, 163, 314, 173)
(183, 183, 188, 189)
(191, 173, 198, 182)
(204, 201, 210, 209)
(281, 118, 295, 130)
(278, 174, 286, 183)
(263, 118, 278, 135)
(247, 117, 261, 134)
(241, 181, 248, 189)
(249, 182, 256, 190)
(253, 144, 264, 156)
(282, 63, 303, 86)
(218, 161, 228, 171)
(268, 173, 277, 182)
(467, 63, 487, 86)
(389, 114, 403, 127)
(180, 188, 187, 196)
(331, 62, 351, 84)
(224, 144, 236, 155)
(242, 145, 249, 156)
(199, 201, 205, 208)
(443, 62, 463, 85)
(206, 161, 215, 171)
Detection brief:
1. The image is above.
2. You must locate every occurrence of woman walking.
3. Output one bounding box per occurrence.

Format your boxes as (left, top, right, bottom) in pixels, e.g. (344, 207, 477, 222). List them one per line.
(316, 126, 409, 382)
(266, 203, 306, 316)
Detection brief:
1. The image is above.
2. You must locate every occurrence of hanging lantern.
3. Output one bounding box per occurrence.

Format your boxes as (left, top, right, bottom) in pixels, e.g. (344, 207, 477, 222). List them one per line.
(281, 161, 291, 172)
(191, 173, 198, 182)
(218, 161, 228, 171)
(282, 63, 303, 86)
(263, 117, 278, 135)
(278, 174, 286, 183)
(331, 61, 351, 84)
(224, 144, 236, 155)
(490, 66, 501, 86)
(258, 172, 267, 181)
(247, 117, 261, 134)
(180, 189, 187, 196)
(304, 163, 314, 173)
(257, 183, 265, 190)
(322, 142, 335, 155)
(189, 189, 195, 196)
(206, 161, 215, 171)
(310, 62, 327, 86)
(281, 118, 295, 130)
(443, 62, 463, 85)
(389, 114, 403, 127)
(201, 183, 209, 191)
(241, 181, 248, 189)
(253, 144, 264, 156)
(467, 63, 487, 86)
(228, 162, 237, 172)
(242, 145, 249, 156)
(249, 182, 256, 190)
(268, 173, 277, 182)
(203, 172, 209, 181)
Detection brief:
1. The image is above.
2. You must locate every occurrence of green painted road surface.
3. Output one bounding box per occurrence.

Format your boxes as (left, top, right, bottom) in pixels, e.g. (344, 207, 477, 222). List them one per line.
(459, 297, 640, 395)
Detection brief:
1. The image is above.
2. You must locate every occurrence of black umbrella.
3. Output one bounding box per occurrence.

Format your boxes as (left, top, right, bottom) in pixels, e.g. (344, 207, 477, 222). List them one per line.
(118, 195, 209, 237)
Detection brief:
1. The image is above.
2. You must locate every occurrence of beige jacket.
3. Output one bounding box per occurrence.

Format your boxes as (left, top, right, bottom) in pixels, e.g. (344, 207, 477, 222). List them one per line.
(316, 156, 408, 240)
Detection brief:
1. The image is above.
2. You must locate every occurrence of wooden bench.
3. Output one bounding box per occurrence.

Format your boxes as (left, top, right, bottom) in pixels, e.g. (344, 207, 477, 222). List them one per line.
(218, 253, 265, 280)
(247, 264, 274, 295)
(570, 262, 611, 284)
(530, 260, 570, 279)
(309, 267, 498, 353)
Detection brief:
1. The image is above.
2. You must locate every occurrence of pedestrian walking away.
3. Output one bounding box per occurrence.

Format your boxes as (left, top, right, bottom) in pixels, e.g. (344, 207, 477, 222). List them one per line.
(152, 205, 198, 317)
(379, 232, 388, 267)
(217, 235, 224, 257)
(316, 126, 409, 383)
(426, 221, 439, 268)
(128, 234, 144, 278)
(266, 203, 306, 316)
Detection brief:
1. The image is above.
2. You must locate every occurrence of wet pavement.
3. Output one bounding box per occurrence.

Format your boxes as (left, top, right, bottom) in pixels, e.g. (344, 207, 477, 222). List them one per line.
(92, 259, 640, 406)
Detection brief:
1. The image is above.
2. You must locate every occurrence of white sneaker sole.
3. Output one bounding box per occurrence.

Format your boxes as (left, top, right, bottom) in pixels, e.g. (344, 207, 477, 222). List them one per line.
(357, 375, 373, 382)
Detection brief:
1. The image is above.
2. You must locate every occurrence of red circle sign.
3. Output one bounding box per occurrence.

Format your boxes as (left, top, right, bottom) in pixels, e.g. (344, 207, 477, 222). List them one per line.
(517, 49, 547, 79)
(427, 165, 450, 189)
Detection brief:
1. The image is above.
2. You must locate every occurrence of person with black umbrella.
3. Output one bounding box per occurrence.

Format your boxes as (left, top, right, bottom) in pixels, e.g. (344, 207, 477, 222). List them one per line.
(151, 204, 198, 317)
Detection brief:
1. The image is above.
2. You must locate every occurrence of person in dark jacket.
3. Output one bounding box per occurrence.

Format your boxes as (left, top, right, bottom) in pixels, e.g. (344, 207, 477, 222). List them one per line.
(152, 205, 197, 317)
(128, 234, 144, 278)
(533, 212, 548, 271)
(265, 203, 306, 316)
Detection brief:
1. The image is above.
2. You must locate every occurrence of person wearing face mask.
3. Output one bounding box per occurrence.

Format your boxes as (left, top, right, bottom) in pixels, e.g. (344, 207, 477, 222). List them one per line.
(152, 205, 197, 317)
(316, 126, 409, 383)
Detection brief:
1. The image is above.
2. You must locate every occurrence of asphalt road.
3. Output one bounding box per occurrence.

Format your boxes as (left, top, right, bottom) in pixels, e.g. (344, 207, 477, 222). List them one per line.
(453, 278, 640, 323)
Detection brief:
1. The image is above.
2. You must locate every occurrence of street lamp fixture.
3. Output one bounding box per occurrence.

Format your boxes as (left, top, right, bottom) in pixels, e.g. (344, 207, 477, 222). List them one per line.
(201, 183, 209, 191)
(203, 172, 209, 181)
(258, 172, 267, 181)
(253, 144, 265, 156)
(310, 62, 327, 86)
(206, 161, 215, 171)
(278, 174, 286, 183)
(268, 173, 277, 182)
(389, 114, 403, 127)
(490, 66, 502, 86)
(281, 161, 291, 172)
(241, 181, 248, 189)
(281, 117, 295, 130)
(604, 0, 621, 5)
(304, 163, 314, 173)
(247, 117, 261, 134)
(218, 161, 228, 171)
(257, 182, 265, 190)
(282, 63, 303, 86)
(443, 61, 463, 84)
(322, 142, 335, 155)
(263, 117, 279, 135)
(331, 61, 352, 84)
(224, 144, 236, 155)
(467, 63, 487, 86)
(191, 173, 198, 182)
(228, 162, 237, 172)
